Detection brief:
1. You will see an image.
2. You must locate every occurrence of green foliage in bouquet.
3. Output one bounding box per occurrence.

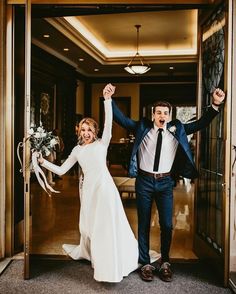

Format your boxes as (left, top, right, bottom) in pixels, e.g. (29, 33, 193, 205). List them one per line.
(27, 126, 58, 157)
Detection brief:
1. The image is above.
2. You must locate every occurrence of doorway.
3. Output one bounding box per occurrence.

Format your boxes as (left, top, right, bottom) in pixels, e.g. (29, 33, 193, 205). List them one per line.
(3, 1, 230, 284)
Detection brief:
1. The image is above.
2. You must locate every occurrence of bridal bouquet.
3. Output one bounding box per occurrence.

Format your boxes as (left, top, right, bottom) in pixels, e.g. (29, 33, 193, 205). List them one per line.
(17, 126, 60, 196)
(28, 126, 58, 156)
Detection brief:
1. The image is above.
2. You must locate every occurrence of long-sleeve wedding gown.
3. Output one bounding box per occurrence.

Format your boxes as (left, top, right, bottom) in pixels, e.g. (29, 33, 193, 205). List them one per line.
(41, 99, 139, 282)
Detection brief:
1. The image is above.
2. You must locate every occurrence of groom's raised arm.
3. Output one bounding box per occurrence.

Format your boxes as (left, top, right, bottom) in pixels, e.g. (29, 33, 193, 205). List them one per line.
(183, 88, 225, 135)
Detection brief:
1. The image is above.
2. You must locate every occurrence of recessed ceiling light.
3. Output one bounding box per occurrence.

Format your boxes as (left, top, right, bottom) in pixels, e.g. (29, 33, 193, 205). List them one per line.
(79, 58, 84, 61)
(169, 66, 174, 70)
(43, 34, 50, 38)
(94, 68, 99, 72)
(63, 48, 69, 51)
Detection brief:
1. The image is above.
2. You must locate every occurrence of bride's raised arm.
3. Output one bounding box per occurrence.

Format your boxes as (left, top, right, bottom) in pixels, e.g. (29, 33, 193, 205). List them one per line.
(101, 83, 115, 146)
(101, 99, 112, 146)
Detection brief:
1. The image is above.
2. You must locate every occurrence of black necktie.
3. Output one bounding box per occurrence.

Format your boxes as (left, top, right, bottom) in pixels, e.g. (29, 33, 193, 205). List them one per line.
(153, 129, 163, 172)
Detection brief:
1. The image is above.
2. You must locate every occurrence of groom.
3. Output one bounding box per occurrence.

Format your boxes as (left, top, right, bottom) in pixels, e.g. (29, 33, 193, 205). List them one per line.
(103, 84, 225, 282)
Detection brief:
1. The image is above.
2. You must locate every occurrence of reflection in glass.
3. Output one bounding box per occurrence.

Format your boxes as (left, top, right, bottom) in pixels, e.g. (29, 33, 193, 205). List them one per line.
(197, 4, 225, 255)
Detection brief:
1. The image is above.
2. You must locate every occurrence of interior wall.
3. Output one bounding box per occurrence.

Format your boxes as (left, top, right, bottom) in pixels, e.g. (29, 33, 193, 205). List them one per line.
(76, 80, 85, 116)
(32, 45, 78, 157)
(91, 83, 139, 122)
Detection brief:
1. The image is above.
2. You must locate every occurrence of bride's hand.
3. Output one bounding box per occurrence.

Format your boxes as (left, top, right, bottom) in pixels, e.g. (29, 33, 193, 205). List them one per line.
(36, 152, 44, 164)
(103, 83, 115, 100)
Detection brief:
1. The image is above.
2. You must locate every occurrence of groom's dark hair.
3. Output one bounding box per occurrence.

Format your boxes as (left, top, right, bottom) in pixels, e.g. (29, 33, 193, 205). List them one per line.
(152, 101, 172, 114)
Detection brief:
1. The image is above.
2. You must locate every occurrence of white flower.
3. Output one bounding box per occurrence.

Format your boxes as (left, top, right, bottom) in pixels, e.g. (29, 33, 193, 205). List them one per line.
(45, 148, 51, 157)
(168, 125, 177, 134)
(28, 128, 34, 135)
(27, 125, 58, 157)
(37, 127, 44, 133)
(50, 138, 58, 147)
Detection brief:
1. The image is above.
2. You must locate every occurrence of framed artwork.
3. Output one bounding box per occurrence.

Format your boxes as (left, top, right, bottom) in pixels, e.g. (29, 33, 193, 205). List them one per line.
(40, 91, 55, 130)
(31, 81, 56, 131)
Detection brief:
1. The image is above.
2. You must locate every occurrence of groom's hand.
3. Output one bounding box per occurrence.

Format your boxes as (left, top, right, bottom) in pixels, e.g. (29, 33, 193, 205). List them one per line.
(212, 88, 225, 106)
(103, 83, 116, 100)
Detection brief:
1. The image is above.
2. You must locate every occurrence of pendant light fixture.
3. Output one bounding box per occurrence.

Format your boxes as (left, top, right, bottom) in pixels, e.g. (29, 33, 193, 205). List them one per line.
(124, 25, 151, 75)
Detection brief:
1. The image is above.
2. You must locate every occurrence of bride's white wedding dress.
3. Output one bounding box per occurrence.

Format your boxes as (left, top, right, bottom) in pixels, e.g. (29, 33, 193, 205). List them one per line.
(41, 99, 139, 282)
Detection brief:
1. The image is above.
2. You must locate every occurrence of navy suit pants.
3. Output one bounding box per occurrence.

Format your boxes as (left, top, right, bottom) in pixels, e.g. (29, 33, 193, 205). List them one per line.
(135, 173, 175, 265)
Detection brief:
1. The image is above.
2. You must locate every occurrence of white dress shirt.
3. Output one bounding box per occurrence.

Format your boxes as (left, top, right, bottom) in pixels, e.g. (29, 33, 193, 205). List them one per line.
(138, 123, 178, 173)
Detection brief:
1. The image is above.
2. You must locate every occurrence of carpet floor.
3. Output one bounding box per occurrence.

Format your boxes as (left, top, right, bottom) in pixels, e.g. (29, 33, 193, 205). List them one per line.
(0, 259, 232, 294)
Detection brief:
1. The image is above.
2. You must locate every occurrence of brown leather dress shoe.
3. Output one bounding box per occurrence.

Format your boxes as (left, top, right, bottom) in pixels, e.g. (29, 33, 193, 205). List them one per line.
(159, 262, 173, 282)
(140, 264, 155, 282)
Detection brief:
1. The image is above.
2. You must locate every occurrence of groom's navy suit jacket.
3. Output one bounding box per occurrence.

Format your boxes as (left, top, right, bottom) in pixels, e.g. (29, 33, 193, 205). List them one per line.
(112, 100, 219, 179)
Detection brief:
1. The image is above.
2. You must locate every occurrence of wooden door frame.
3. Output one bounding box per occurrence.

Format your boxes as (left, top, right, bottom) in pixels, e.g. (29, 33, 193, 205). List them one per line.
(4, 4, 15, 259)
(6, 0, 215, 4)
(229, 0, 236, 291)
(0, 0, 6, 260)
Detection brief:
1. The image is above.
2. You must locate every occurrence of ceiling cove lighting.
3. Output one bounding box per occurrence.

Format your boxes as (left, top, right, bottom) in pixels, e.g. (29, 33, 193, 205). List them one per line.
(124, 25, 151, 75)
(64, 16, 197, 58)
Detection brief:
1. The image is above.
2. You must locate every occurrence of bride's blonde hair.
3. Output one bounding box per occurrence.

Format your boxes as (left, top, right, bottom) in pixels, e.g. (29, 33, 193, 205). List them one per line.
(77, 117, 99, 145)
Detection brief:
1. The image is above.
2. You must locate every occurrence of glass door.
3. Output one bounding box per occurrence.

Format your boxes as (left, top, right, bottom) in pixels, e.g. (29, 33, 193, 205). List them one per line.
(194, 1, 229, 286)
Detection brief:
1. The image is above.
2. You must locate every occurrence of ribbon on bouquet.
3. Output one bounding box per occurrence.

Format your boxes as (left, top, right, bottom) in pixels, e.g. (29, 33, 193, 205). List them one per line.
(32, 152, 60, 196)
(17, 141, 60, 196)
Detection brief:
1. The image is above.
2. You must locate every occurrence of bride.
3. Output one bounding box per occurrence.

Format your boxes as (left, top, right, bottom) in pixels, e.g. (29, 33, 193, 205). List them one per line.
(37, 84, 139, 282)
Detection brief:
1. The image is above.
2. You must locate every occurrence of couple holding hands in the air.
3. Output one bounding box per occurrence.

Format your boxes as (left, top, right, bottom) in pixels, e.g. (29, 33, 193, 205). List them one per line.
(38, 84, 225, 283)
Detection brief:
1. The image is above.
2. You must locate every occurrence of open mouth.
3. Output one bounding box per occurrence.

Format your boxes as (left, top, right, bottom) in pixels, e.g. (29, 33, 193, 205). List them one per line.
(83, 136, 91, 141)
(159, 119, 165, 125)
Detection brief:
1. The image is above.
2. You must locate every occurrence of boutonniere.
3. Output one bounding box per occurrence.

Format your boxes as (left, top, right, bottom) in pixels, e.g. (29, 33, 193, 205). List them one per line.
(168, 125, 177, 134)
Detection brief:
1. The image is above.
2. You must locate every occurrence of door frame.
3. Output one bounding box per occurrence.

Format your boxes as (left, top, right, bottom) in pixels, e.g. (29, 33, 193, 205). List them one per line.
(23, 0, 32, 279)
(7, 0, 210, 4)
(229, 0, 236, 291)
(3, 0, 32, 277)
(0, 0, 6, 260)
(4, 4, 15, 258)
(2, 0, 232, 283)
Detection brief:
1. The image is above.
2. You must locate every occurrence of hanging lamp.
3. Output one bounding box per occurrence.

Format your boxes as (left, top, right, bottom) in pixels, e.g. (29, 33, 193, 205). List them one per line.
(124, 25, 151, 75)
